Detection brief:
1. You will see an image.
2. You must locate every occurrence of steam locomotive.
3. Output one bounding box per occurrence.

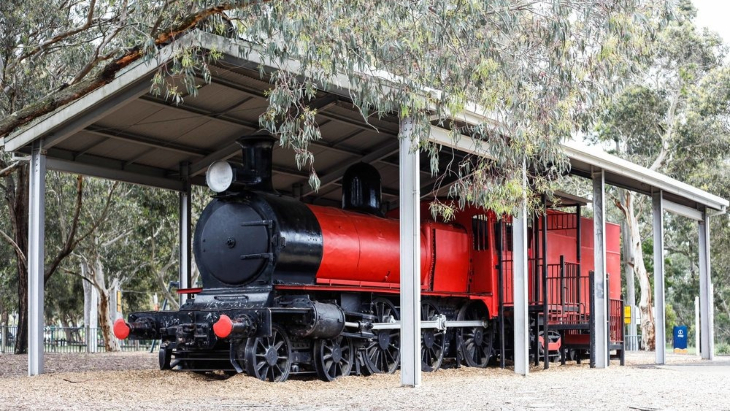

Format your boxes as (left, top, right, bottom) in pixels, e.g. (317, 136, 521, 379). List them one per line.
(114, 134, 621, 381)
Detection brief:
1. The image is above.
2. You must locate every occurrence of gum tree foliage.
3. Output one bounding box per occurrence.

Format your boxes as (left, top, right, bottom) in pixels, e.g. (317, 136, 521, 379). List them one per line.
(0, 161, 114, 353)
(69, 181, 172, 351)
(1, 0, 667, 352)
(0, 0, 248, 353)
(593, 1, 730, 349)
(237, 1, 668, 218)
(1, 0, 669, 214)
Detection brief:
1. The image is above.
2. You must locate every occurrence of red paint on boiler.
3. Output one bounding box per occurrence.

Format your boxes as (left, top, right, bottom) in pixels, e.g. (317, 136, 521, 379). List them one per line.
(307, 205, 431, 286)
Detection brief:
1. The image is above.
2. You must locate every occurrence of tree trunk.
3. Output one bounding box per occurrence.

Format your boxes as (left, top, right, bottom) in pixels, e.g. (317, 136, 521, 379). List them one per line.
(92, 259, 119, 352)
(80, 260, 99, 352)
(617, 190, 655, 350)
(5, 164, 30, 354)
(97, 290, 119, 351)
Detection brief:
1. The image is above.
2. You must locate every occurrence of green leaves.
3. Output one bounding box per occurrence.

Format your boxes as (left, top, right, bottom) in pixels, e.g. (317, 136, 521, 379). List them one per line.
(221, 0, 665, 214)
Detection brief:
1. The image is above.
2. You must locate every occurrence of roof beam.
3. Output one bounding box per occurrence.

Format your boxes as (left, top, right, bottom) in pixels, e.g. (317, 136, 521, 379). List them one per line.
(207, 74, 400, 135)
(2, 29, 195, 152)
(84, 126, 209, 157)
(302, 140, 401, 196)
(46, 157, 183, 191)
(563, 142, 728, 212)
(663, 199, 703, 221)
(141, 94, 377, 160)
(4, 34, 200, 151)
(42, 77, 153, 150)
(318, 107, 399, 135)
(328, 128, 367, 146)
(189, 142, 240, 177)
(274, 165, 309, 178)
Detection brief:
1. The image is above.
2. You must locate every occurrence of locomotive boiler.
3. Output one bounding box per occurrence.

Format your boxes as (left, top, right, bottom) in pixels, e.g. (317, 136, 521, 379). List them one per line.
(115, 133, 622, 381)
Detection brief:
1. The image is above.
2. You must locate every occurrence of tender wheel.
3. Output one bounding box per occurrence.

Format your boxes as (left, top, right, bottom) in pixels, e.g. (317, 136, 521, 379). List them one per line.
(158, 346, 172, 370)
(244, 324, 292, 382)
(421, 301, 445, 372)
(313, 335, 354, 381)
(458, 301, 493, 368)
(363, 297, 401, 374)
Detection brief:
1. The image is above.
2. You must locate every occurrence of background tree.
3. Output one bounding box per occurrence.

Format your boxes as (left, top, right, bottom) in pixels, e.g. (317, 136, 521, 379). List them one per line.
(1, 0, 670, 352)
(593, 1, 730, 349)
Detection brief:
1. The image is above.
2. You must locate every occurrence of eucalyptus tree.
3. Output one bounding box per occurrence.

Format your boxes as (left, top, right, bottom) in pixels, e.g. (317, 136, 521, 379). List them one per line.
(135, 187, 182, 311)
(2, 0, 668, 352)
(594, 1, 730, 349)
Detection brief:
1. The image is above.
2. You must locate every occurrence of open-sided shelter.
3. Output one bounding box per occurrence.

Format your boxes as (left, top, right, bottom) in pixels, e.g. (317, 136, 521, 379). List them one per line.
(1, 31, 727, 382)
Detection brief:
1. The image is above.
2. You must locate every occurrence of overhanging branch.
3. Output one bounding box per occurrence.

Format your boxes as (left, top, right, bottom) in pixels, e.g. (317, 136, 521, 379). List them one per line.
(0, 1, 265, 139)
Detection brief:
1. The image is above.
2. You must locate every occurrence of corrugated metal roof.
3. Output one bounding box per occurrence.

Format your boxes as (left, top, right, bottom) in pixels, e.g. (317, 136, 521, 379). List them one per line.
(1, 31, 725, 213)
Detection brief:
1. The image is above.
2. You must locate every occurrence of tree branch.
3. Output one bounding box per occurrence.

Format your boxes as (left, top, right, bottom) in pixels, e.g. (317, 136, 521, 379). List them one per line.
(0, 1, 267, 138)
(0, 162, 20, 178)
(73, 181, 119, 250)
(70, 48, 119, 85)
(151, 0, 180, 37)
(12, 0, 99, 68)
(649, 89, 679, 171)
(0, 229, 27, 267)
(45, 175, 84, 282)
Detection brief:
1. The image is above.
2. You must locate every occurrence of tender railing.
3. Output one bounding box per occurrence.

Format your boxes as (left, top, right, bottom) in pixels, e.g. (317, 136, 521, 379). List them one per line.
(546, 212, 577, 231)
(609, 298, 624, 344)
(501, 257, 588, 325)
(0, 325, 154, 354)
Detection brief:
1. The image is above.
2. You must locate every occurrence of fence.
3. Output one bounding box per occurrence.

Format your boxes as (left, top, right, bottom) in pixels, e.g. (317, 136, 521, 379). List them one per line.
(0, 325, 155, 354)
(625, 334, 641, 350)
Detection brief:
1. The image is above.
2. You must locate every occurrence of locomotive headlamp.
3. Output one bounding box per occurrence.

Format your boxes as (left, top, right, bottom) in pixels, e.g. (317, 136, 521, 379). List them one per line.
(206, 161, 235, 192)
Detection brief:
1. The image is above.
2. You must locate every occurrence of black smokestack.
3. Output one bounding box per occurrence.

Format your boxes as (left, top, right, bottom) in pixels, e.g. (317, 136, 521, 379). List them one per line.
(342, 162, 383, 216)
(237, 132, 277, 193)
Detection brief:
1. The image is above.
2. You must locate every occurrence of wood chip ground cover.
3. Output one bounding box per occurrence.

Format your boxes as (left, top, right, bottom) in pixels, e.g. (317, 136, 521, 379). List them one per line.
(0, 351, 727, 410)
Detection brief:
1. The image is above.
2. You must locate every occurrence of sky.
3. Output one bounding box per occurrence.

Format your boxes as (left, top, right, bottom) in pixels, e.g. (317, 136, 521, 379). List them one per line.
(692, 0, 730, 44)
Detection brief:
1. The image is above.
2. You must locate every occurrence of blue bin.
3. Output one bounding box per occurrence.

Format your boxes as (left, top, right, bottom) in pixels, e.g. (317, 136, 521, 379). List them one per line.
(673, 325, 688, 351)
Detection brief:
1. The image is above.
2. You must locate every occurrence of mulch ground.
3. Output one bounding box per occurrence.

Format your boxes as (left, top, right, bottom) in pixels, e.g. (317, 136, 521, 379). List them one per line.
(0, 351, 728, 410)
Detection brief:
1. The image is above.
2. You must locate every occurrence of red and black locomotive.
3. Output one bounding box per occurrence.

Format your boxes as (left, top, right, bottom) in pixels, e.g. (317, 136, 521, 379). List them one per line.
(115, 134, 622, 381)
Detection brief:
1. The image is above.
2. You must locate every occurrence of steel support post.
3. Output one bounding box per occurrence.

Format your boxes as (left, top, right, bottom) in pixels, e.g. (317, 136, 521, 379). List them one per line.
(698, 210, 713, 359)
(652, 191, 666, 364)
(28, 140, 46, 376)
(591, 170, 608, 368)
(695, 296, 700, 357)
(179, 162, 192, 306)
(709, 282, 715, 357)
(541, 196, 549, 370)
(622, 220, 637, 350)
(513, 162, 529, 376)
(399, 116, 421, 387)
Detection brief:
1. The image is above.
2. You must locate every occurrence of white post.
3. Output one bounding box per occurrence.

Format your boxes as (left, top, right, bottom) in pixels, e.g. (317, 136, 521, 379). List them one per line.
(179, 162, 192, 306)
(698, 210, 712, 360)
(694, 296, 700, 357)
(399, 116, 421, 387)
(512, 161, 529, 376)
(28, 139, 46, 376)
(709, 282, 715, 358)
(622, 220, 637, 350)
(592, 169, 608, 368)
(652, 191, 666, 364)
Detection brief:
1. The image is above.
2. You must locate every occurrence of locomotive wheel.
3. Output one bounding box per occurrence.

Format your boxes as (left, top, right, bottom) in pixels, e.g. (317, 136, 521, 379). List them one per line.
(363, 298, 401, 374)
(457, 301, 493, 368)
(158, 347, 172, 370)
(421, 302, 445, 372)
(313, 335, 354, 381)
(244, 324, 292, 382)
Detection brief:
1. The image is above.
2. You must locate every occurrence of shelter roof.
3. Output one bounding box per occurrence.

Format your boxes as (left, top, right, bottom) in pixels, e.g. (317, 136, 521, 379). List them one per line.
(2, 31, 726, 213)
